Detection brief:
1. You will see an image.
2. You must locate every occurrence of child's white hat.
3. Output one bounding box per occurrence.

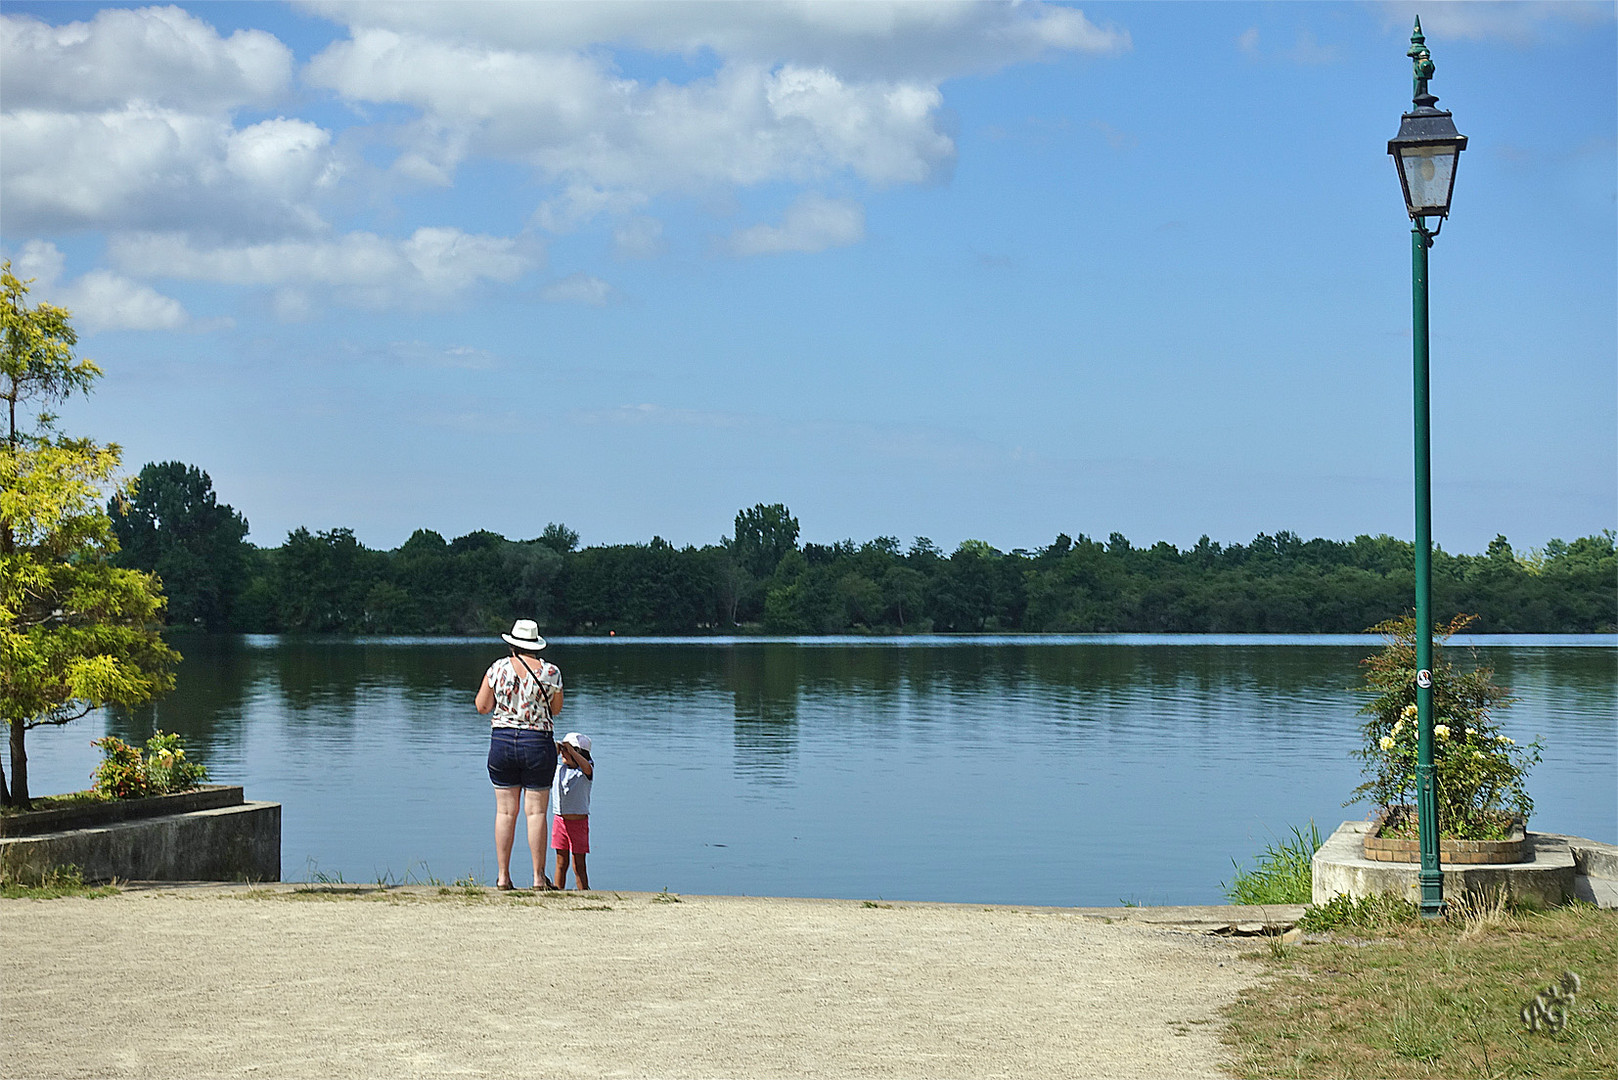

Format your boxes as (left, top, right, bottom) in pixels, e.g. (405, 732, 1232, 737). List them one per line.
(561, 732, 591, 752)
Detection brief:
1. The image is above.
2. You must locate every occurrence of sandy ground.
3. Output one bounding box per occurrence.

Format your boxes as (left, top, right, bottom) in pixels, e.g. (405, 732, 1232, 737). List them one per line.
(1, 886, 1270, 1079)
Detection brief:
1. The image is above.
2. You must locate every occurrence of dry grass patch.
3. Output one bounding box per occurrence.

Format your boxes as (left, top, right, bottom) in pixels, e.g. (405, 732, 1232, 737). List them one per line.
(1223, 901, 1617, 1079)
(0, 864, 119, 900)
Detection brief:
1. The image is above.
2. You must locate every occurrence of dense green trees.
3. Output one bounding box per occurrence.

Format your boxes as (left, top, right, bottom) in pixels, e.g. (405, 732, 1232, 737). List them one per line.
(110, 462, 249, 630)
(118, 473, 1618, 637)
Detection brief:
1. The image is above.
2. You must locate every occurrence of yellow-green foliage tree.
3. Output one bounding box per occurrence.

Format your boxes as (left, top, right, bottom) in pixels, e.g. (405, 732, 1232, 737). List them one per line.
(1, 263, 177, 808)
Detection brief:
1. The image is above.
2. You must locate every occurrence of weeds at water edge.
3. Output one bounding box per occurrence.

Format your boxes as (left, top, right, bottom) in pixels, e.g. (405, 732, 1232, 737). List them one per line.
(1223, 822, 1323, 906)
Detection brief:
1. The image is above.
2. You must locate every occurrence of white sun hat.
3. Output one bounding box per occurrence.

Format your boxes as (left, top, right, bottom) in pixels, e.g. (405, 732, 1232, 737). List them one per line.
(561, 732, 591, 752)
(501, 619, 546, 651)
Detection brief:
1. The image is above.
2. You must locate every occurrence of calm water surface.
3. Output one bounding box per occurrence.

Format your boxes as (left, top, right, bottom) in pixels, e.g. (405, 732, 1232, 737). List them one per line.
(12, 635, 1615, 906)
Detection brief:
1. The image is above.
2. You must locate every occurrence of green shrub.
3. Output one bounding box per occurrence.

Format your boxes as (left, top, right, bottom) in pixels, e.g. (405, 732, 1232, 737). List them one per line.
(1351, 614, 1542, 839)
(91, 731, 208, 799)
(90, 736, 150, 798)
(1223, 821, 1323, 905)
(1300, 891, 1421, 933)
(142, 731, 207, 792)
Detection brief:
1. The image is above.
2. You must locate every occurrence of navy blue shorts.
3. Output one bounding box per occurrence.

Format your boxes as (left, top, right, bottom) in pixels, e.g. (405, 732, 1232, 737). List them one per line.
(488, 728, 556, 789)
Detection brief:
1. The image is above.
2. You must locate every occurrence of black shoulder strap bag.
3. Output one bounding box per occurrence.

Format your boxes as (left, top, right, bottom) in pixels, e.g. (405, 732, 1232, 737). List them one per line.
(512, 652, 553, 725)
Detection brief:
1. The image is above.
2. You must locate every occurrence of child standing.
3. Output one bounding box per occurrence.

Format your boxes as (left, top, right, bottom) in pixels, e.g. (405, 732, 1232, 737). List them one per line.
(551, 732, 594, 890)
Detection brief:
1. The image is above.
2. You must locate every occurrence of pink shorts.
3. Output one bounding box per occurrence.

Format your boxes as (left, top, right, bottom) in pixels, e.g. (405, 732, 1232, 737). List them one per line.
(552, 815, 589, 854)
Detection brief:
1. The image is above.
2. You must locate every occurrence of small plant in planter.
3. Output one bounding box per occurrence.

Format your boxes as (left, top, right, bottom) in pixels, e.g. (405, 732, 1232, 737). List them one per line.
(1350, 614, 1541, 841)
(91, 731, 209, 799)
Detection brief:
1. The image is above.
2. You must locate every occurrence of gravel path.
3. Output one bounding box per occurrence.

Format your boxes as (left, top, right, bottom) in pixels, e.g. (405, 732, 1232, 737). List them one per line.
(2, 887, 1261, 1079)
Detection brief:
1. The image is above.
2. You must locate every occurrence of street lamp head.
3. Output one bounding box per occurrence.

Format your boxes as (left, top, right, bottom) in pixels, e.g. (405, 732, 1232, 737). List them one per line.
(1388, 18, 1467, 220)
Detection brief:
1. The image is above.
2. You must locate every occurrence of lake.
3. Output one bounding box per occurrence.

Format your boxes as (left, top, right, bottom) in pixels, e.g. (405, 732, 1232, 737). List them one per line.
(10, 635, 1614, 907)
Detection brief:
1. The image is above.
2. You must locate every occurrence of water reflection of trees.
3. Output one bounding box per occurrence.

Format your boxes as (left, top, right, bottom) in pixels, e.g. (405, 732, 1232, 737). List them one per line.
(100, 638, 1609, 797)
(110, 637, 496, 749)
(728, 646, 800, 784)
(108, 633, 257, 759)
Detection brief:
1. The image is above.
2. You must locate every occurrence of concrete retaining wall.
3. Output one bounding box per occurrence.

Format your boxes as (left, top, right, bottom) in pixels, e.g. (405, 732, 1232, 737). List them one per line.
(1312, 820, 1576, 909)
(0, 801, 280, 884)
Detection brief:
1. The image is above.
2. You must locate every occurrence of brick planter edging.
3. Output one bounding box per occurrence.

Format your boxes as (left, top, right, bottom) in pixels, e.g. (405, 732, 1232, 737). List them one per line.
(0, 785, 244, 838)
(1362, 807, 1528, 865)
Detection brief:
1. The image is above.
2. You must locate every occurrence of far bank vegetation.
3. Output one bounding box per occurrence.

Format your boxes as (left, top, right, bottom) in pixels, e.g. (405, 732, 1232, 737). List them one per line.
(112, 468, 1616, 636)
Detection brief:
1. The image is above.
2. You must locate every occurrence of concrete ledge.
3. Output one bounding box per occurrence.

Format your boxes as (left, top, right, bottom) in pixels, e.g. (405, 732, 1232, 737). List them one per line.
(0, 785, 244, 837)
(1539, 833, 1618, 910)
(1539, 833, 1618, 880)
(1312, 820, 1575, 909)
(0, 801, 280, 884)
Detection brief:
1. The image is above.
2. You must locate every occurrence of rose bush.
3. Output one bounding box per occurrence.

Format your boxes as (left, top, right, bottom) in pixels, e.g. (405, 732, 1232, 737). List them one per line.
(1350, 614, 1541, 840)
(91, 731, 208, 799)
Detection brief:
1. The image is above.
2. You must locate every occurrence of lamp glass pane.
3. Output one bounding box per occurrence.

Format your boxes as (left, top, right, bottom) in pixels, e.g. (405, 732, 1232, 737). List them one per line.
(1399, 144, 1458, 215)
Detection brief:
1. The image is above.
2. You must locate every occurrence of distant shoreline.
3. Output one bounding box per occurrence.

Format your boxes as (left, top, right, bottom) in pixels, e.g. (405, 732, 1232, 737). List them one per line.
(194, 630, 1618, 647)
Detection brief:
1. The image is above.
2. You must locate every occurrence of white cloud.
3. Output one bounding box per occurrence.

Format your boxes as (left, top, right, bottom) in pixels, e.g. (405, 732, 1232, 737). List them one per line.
(1, 104, 341, 236)
(306, 33, 955, 201)
(574, 402, 748, 429)
(1286, 30, 1339, 66)
(613, 216, 665, 260)
(337, 340, 501, 369)
(295, 2, 1129, 237)
(225, 118, 341, 198)
(4, 105, 222, 230)
(109, 227, 535, 312)
(272, 288, 316, 323)
(1090, 120, 1136, 152)
(6, 240, 191, 332)
(1, 2, 1136, 320)
(9, 238, 66, 287)
(62, 269, 190, 331)
(541, 272, 616, 307)
(533, 185, 649, 235)
(301, 2, 1128, 78)
(1379, 2, 1614, 46)
(727, 194, 864, 256)
(0, 7, 338, 238)
(0, 5, 292, 111)
(1234, 26, 1339, 66)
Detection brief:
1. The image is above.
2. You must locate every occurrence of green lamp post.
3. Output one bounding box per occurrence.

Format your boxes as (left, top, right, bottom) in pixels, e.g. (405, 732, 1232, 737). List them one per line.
(1388, 17, 1467, 918)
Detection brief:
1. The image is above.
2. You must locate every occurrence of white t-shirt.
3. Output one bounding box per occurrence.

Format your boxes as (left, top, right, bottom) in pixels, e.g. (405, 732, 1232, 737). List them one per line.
(484, 656, 562, 731)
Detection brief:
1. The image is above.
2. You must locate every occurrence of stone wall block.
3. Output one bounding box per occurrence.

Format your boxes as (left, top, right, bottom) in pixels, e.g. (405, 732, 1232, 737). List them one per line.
(0, 802, 280, 884)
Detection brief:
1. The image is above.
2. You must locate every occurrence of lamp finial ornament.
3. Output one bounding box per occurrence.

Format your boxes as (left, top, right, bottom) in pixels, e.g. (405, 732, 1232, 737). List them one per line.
(1408, 18, 1437, 107)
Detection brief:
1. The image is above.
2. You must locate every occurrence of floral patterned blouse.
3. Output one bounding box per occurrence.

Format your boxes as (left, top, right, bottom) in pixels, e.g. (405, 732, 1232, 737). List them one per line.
(484, 656, 562, 731)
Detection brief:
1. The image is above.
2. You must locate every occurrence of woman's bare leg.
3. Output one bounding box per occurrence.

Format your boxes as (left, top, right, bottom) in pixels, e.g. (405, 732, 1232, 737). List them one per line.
(493, 786, 521, 887)
(524, 788, 551, 888)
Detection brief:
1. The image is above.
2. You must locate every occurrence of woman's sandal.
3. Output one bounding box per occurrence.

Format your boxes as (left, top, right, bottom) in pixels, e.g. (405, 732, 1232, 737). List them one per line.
(496, 880, 515, 891)
(534, 877, 557, 892)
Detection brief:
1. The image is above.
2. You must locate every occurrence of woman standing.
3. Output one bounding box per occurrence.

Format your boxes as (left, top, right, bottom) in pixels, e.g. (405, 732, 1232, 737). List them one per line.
(475, 619, 563, 890)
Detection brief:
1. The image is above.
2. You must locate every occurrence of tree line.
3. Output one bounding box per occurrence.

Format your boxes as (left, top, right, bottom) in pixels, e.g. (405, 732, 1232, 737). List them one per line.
(111, 463, 1616, 636)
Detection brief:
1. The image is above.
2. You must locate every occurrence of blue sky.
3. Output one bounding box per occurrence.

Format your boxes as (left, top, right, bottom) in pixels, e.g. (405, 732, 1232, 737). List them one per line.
(3, 1, 1613, 554)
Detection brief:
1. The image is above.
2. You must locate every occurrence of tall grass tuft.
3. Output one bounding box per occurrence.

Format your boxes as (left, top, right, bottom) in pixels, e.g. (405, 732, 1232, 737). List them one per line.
(1223, 821, 1323, 905)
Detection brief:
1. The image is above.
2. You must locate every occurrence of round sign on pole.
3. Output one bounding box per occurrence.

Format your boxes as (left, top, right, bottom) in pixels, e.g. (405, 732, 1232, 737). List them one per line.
(1417, 669, 1433, 688)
